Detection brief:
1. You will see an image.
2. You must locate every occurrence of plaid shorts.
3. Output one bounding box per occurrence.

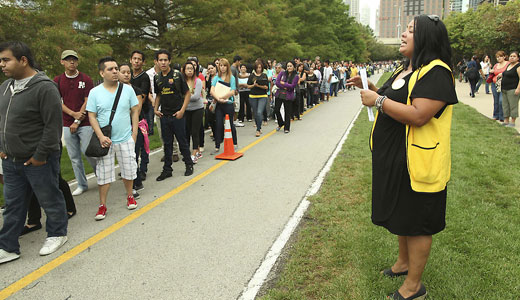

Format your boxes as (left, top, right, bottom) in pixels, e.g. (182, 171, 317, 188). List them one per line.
(96, 138, 137, 185)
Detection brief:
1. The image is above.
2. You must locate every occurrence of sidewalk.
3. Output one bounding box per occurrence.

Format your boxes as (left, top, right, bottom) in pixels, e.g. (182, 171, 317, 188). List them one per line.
(456, 80, 519, 133)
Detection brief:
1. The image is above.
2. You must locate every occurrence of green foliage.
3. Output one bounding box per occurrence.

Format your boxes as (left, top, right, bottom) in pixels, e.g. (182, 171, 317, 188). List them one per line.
(445, 1, 520, 62)
(0, 0, 390, 71)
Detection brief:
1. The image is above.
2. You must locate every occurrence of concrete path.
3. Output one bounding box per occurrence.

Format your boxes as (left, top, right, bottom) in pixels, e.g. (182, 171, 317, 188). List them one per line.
(0, 82, 372, 299)
(456, 80, 519, 133)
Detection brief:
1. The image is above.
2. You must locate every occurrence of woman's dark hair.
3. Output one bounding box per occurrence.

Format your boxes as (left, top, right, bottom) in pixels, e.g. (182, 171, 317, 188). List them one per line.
(411, 15, 452, 71)
(119, 62, 132, 70)
(186, 58, 199, 77)
(182, 61, 196, 79)
(284, 61, 297, 83)
(510, 51, 519, 57)
(253, 61, 264, 73)
(0, 41, 36, 68)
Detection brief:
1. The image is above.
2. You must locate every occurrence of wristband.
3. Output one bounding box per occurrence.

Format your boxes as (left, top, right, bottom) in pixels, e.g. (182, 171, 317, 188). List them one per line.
(375, 95, 387, 114)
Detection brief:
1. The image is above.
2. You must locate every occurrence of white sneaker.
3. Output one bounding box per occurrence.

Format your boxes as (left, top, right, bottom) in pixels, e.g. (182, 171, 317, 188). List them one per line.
(72, 187, 86, 196)
(191, 155, 198, 164)
(39, 236, 68, 256)
(235, 121, 245, 127)
(0, 249, 20, 264)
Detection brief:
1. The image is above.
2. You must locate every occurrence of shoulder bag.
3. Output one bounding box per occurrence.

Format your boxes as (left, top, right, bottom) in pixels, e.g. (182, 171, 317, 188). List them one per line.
(85, 83, 124, 157)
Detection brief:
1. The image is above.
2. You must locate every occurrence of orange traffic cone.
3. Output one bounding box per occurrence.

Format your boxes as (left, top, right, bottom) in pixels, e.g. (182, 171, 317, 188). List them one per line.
(215, 114, 243, 160)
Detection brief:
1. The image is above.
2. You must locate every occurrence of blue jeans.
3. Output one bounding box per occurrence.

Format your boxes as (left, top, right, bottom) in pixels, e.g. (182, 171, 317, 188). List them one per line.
(491, 82, 504, 121)
(160, 116, 193, 174)
(63, 126, 97, 190)
(250, 97, 267, 131)
(0, 152, 68, 254)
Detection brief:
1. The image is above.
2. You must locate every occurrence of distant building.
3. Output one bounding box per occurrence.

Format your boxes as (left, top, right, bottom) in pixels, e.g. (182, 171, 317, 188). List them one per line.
(450, 0, 464, 12)
(378, 0, 450, 41)
(344, 0, 360, 22)
(478, 0, 512, 5)
(360, 6, 371, 27)
(375, 9, 381, 37)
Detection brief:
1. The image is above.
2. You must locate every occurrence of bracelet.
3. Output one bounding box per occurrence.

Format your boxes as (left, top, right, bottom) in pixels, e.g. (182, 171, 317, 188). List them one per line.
(73, 119, 81, 125)
(375, 95, 387, 114)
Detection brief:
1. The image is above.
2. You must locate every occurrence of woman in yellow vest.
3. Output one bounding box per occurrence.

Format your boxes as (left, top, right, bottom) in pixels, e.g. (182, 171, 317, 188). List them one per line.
(348, 15, 457, 300)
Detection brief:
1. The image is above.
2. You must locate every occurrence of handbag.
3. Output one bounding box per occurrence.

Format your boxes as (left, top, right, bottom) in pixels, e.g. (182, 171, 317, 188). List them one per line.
(330, 74, 339, 84)
(277, 88, 288, 100)
(85, 83, 124, 157)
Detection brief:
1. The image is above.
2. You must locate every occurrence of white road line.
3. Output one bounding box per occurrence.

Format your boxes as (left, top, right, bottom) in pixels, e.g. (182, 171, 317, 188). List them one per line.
(238, 104, 365, 300)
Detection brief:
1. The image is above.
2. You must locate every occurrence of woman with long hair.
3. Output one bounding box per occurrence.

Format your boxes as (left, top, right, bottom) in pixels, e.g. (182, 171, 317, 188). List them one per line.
(296, 63, 307, 119)
(205, 63, 217, 139)
(348, 15, 457, 299)
(210, 58, 237, 154)
(247, 61, 269, 137)
(274, 61, 299, 133)
(490, 51, 509, 122)
(477, 55, 491, 94)
(238, 64, 252, 123)
(497, 51, 520, 127)
(182, 62, 204, 163)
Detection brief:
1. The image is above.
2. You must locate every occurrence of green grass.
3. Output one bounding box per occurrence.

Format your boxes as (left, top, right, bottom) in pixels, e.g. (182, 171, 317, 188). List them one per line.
(260, 103, 520, 298)
(376, 72, 392, 87)
(0, 125, 162, 206)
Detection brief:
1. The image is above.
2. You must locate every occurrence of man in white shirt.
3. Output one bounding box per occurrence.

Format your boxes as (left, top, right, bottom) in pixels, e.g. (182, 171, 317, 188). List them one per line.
(320, 60, 332, 102)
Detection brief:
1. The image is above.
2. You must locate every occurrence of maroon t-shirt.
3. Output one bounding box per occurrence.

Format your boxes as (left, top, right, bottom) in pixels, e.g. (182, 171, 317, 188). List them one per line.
(54, 72, 94, 127)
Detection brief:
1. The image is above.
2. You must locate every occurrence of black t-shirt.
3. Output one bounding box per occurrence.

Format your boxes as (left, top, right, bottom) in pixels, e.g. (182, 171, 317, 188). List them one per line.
(131, 71, 151, 113)
(501, 63, 519, 91)
(131, 85, 145, 120)
(247, 72, 269, 96)
(154, 69, 189, 115)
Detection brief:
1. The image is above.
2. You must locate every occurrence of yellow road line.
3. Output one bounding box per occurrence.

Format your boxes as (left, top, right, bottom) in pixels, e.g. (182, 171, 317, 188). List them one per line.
(0, 101, 322, 299)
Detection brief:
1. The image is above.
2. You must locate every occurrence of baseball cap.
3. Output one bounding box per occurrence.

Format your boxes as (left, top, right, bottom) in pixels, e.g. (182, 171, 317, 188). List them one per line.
(61, 50, 79, 60)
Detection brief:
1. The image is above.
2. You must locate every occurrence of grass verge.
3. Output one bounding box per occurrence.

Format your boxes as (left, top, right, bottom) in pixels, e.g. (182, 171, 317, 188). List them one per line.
(0, 125, 162, 206)
(260, 103, 520, 299)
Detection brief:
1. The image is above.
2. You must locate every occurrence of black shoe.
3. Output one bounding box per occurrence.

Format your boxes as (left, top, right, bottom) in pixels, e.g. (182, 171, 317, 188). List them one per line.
(132, 190, 141, 199)
(382, 268, 408, 278)
(184, 165, 194, 176)
(156, 172, 172, 181)
(139, 171, 147, 181)
(20, 223, 42, 236)
(160, 155, 165, 162)
(133, 183, 144, 191)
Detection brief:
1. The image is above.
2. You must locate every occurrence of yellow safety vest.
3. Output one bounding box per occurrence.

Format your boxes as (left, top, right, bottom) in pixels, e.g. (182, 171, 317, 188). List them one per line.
(370, 59, 454, 193)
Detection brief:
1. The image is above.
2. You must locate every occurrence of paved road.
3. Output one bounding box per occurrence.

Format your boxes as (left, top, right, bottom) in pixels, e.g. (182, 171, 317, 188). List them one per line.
(456, 80, 519, 133)
(0, 81, 374, 299)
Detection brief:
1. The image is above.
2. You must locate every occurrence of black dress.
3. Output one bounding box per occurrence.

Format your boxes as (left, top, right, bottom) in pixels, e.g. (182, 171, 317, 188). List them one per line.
(371, 66, 458, 236)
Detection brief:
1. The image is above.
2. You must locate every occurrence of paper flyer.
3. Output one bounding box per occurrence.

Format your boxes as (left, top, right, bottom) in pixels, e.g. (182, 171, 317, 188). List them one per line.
(360, 68, 375, 122)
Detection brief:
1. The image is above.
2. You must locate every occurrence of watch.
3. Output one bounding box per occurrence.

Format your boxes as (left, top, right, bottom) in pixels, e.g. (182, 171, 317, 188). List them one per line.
(73, 119, 81, 125)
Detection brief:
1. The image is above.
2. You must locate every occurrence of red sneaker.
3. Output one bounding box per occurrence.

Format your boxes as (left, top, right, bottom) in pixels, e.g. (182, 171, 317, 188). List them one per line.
(95, 205, 107, 221)
(127, 195, 137, 210)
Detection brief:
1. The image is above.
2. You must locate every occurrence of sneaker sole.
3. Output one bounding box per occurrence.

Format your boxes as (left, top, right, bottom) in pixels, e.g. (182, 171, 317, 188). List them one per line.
(127, 204, 138, 210)
(95, 215, 106, 221)
(0, 254, 20, 264)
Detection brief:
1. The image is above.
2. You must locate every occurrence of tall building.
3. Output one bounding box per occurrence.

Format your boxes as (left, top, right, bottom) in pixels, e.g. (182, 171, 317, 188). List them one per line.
(379, 0, 450, 40)
(375, 9, 381, 37)
(344, 0, 360, 22)
(360, 6, 371, 27)
(451, 0, 463, 12)
(478, 0, 511, 5)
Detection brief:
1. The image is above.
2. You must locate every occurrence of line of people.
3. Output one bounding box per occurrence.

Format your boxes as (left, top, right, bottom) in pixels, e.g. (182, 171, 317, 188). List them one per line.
(0, 40, 380, 265)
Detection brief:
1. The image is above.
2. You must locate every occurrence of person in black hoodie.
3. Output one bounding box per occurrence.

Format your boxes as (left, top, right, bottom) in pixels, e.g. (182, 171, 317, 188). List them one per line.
(0, 41, 68, 264)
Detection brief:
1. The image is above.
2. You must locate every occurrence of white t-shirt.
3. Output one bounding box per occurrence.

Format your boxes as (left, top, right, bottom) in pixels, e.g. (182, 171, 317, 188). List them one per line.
(314, 70, 322, 82)
(480, 61, 490, 75)
(323, 66, 333, 82)
(146, 67, 157, 98)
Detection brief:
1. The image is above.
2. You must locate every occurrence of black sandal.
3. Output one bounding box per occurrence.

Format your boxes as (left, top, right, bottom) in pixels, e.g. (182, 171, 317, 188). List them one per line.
(388, 284, 427, 300)
(20, 223, 42, 236)
(382, 268, 408, 278)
